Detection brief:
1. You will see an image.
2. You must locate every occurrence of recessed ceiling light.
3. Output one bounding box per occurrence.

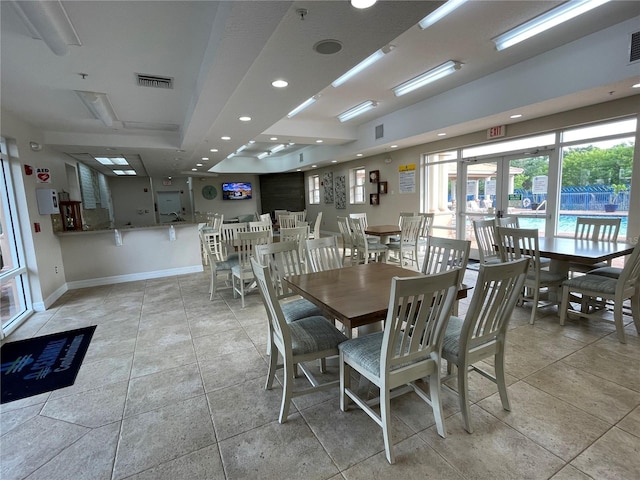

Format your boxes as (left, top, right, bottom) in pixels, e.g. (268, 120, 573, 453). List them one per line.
(196, 163, 203, 167)
(210, 148, 218, 152)
(510, 114, 523, 119)
(331, 160, 338, 163)
(270, 137, 278, 141)
(312, 165, 317, 168)
(437, 132, 447, 137)
(272, 79, 288, 88)
(191, 168, 197, 171)
(390, 145, 398, 148)
(201, 157, 209, 161)
(221, 136, 231, 140)
(239, 116, 251, 122)
(316, 139, 323, 143)
(249, 140, 256, 144)
(176, 149, 185, 153)
(296, 169, 301, 172)
(356, 153, 363, 157)
(634, 83, 640, 88)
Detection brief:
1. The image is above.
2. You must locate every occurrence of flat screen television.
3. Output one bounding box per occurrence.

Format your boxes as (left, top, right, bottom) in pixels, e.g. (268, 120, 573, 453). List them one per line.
(222, 182, 252, 200)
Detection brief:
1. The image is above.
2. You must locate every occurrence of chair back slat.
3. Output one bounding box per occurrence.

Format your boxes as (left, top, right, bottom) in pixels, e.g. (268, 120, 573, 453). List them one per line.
(473, 218, 500, 264)
(249, 220, 274, 241)
(348, 212, 368, 229)
(279, 214, 297, 229)
(463, 259, 529, 350)
(237, 230, 271, 269)
(421, 236, 471, 278)
(381, 269, 461, 372)
(305, 236, 343, 272)
(255, 241, 304, 299)
(496, 216, 519, 228)
(575, 216, 621, 242)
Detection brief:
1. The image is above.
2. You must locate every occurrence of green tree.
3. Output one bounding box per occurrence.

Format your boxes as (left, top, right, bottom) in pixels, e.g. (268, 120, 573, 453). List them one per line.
(512, 156, 549, 191)
(561, 143, 633, 186)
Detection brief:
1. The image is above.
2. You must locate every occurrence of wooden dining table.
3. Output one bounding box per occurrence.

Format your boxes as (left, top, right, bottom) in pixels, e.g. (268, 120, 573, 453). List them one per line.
(537, 237, 635, 275)
(364, 224, 401, 244)
(283, 262, 469, 337)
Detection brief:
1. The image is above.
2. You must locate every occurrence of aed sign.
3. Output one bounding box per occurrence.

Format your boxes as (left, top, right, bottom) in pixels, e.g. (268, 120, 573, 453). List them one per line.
(36, 168, 51, 183)
(487, 125, 506, 139)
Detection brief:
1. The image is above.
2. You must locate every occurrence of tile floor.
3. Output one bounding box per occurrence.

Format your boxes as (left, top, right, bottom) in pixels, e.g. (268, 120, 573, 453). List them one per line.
(1, 265, 640, 480)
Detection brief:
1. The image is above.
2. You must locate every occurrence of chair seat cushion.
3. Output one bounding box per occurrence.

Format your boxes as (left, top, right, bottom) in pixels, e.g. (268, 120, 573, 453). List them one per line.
(441, 316, 465, 358)
(290, 316, 348, 355)
(217, 257, 239, 271)
(586, 266, 622, 279)
(387, 242, 416, 250)
(339, 332, 384, 377)
(562, 274, 616, 295)
(367, 243, 389, 252)
(527, 270, 566, 285)
(569, 261, 608, 274)
(281, 298, 325, 323)
(339, 331, 431, 377)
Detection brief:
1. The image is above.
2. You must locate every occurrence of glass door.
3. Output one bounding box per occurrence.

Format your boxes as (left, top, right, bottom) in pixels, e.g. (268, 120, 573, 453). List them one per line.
(1, 140, 32, 338)
(461, 151, 552, 259)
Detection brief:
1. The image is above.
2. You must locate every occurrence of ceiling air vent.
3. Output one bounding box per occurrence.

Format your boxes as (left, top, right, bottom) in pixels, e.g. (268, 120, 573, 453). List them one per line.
(375, 124, 384, 140)
(136, 73, 173, 89)
(630, 31, 640, 63)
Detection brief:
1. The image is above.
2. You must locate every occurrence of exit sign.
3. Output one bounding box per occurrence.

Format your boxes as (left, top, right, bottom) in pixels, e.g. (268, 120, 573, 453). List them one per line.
(487, 125, 506, 139)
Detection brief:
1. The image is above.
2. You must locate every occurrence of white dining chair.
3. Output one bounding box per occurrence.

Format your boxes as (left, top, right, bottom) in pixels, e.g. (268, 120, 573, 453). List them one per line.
(231, 230, 271, 307)
(350, 217, 387, 264)
(442, 258, 528, 433)
(495, 226, 566, 325)
(387, 215, 422, 268)
(308, 211, 323, 240)
(199, 228, 237, 300)
(569, 216, 622, 275)
(560, 242, 640, 343)
(251, 257, 347, 424)
(339, 268, 462, 464)
(337, 216, 356, 265)
(278, 213, 297, 229)
(473, 218, 501, 265)
(305, 236, 343, 272)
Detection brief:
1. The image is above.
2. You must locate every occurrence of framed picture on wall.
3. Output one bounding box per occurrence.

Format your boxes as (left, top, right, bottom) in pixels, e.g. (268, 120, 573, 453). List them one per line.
(369, 170, 379, 183)
(370, 193, 379, 205)
(379, 181, 388, 194)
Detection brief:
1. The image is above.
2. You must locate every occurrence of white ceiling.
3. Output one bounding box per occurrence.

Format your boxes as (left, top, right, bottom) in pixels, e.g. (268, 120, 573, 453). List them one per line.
(2, 1, 639, 178)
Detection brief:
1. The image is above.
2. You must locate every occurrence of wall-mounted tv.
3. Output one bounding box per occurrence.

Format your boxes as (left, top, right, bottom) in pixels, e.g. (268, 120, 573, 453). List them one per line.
(222, 182, 252, 200)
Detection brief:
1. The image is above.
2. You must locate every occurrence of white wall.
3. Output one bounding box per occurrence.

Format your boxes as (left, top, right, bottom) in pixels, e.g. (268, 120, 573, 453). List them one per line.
(1, 109, 70, 308)
(192, 174, 261, 221)
(109, 177, 156, 227)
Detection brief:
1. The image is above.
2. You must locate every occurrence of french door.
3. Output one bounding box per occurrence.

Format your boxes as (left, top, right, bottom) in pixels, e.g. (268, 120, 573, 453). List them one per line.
(461, 151, 552, 260)
(1, 141, 32, 338)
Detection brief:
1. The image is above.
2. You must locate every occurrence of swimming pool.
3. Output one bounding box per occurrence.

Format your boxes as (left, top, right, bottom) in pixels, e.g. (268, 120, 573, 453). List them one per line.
(519, 215, 628, 238)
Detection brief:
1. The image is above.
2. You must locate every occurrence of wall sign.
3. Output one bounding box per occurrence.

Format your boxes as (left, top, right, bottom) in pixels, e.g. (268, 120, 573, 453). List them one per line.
(487, 125, 506, 139)
(398, 164, 416, 194)
(36, 167, 51, 183)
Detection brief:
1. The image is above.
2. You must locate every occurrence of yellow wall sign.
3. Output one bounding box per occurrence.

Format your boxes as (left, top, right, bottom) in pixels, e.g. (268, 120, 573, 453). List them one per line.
(398, 164, 416, 172)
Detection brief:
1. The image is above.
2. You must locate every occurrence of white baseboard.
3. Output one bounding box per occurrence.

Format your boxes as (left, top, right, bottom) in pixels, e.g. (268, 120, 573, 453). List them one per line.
(66, 265, 204, 290)
(32, 283, 69, 311)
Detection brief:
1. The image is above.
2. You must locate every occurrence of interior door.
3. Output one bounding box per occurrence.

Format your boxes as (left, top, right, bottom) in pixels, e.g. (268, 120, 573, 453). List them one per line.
(157, 191, 182, 223)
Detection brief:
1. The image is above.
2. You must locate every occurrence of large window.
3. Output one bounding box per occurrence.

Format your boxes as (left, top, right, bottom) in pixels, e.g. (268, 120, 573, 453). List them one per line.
(308, 175, 320, 204)
(1, 139, 32, 338)
(350, 167, 366, 204)
(558, 118, 635, 240)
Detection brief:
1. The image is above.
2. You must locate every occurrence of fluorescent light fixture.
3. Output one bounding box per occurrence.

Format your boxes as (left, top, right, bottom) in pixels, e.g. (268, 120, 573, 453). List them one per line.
(351, 0, 377, 8)
(287, 96, 317, 118)
(113, 170, 136, 176)
(331, 45, 393, 88)
(392, 61, 461, 97)
(337, 100, 378, 123)
(493, 0, 610, 51)
(257, 152, 269, 160)
(76, 90, 117, 126)
(95, 156, 128, 166)
(419, 0, 468, 29)
(11, 0, 81, 56)
(270, 144, 286, 154)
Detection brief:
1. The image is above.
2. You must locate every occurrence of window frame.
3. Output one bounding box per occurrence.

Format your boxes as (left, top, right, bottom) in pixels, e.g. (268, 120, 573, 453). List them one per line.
(349, 167, 366, 204)
(308, 174, 320, 204)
